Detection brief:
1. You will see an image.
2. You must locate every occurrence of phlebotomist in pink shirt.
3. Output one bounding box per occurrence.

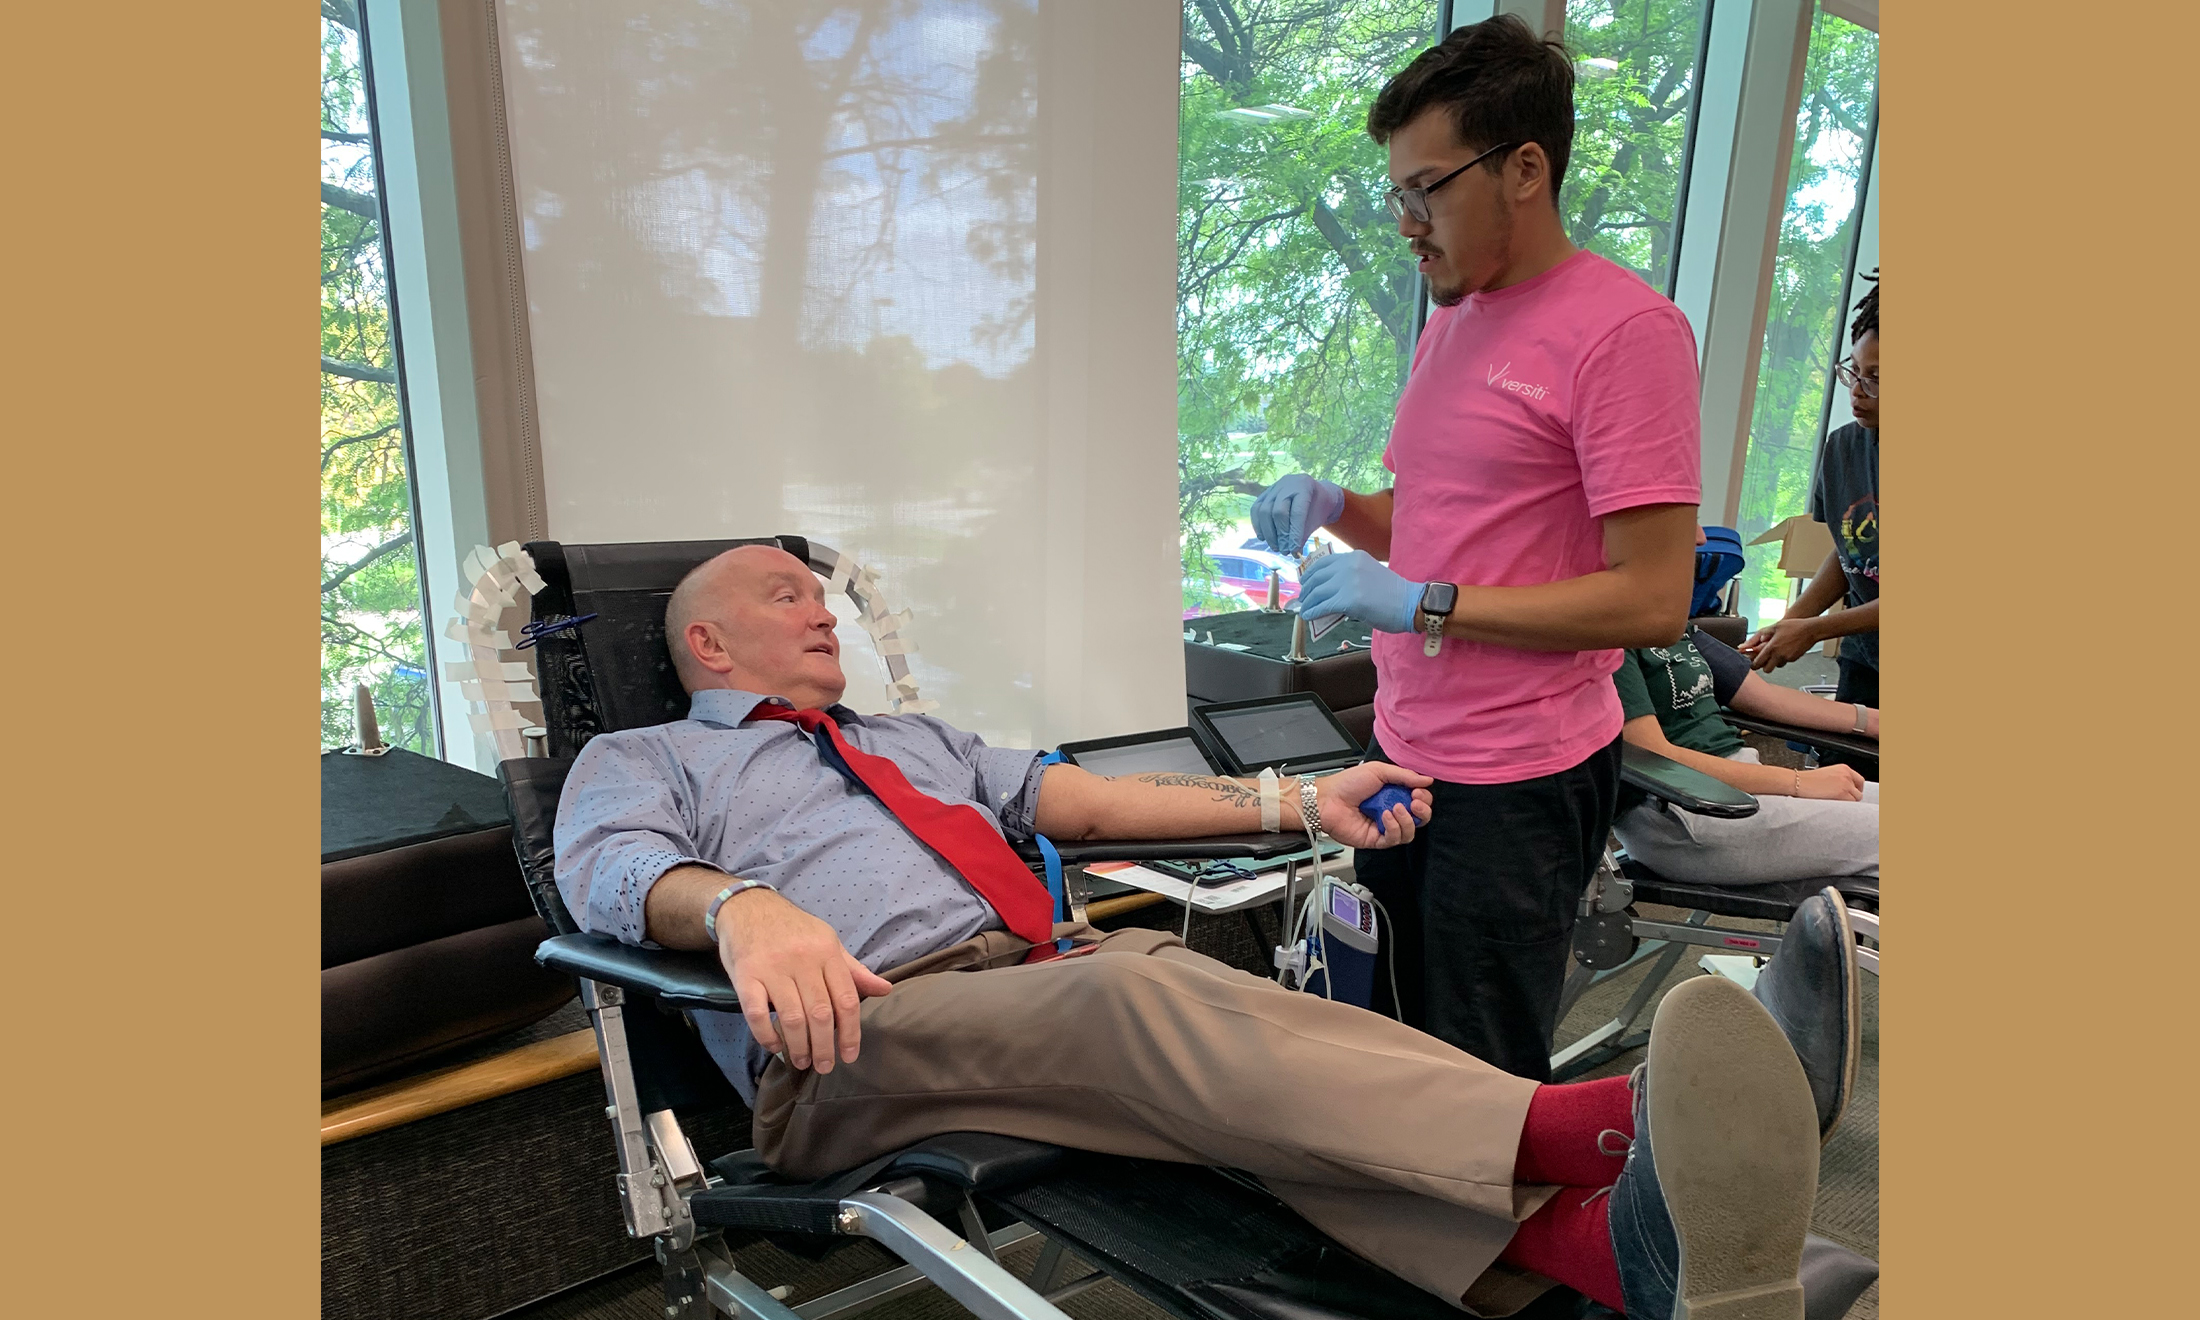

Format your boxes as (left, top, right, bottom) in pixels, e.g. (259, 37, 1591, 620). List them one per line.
(1256, 17, 1703, 1081)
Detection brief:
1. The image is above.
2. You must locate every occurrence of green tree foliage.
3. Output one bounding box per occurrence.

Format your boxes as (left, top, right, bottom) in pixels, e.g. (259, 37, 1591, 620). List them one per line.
(1173, 1, 1715, 612)
(323, 9, 433, 751)
(1562, 0, 1709, 290)
(1733, 13, 1876, 619)
(1176, 0, 1433, 607)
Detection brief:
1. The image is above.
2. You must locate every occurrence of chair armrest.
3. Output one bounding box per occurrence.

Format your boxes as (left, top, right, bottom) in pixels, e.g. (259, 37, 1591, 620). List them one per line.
(1011, 833, 1308, 868)
(1621, 744, 1758, 819)
(535, 933, 743, 1012)
(1722, 712, 1879, 762)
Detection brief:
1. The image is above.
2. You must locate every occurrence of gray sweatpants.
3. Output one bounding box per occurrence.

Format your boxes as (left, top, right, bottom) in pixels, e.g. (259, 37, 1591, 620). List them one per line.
(1614, 748, 1879, 886)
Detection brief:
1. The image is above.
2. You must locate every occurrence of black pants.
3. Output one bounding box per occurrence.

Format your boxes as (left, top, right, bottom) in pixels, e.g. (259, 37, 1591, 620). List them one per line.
(1354, 735, 1622, 1082)
(1834, 656, 1878, 707)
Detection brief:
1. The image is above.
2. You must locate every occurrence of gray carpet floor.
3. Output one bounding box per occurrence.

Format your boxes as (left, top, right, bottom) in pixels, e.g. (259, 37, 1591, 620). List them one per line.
(510, 917, 1879, 1320)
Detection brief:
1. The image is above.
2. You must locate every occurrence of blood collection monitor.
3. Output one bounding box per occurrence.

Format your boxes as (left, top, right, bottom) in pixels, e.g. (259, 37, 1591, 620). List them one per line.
(1320, 882, 1380, 954)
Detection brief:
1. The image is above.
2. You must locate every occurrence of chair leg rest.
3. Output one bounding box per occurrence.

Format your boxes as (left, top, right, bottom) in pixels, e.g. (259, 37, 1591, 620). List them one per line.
(705, 1258, 806, 1320)
(830, 1192, 1070, 1320)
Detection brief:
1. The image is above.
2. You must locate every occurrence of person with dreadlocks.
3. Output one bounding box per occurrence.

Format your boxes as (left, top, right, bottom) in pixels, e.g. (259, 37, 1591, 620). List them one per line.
(1743, 272, 1880, 725)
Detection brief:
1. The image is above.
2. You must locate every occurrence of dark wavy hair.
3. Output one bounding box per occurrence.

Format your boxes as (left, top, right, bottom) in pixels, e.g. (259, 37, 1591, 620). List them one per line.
(1365, 15, 1575, 211)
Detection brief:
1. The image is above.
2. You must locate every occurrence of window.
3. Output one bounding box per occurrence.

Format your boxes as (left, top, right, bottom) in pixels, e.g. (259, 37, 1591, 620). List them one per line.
(1177, 0, 1438, 617)
(322, 6, 435, 751)
(1732, 9, 1877, 624)
(1562, 0, 1714, 294)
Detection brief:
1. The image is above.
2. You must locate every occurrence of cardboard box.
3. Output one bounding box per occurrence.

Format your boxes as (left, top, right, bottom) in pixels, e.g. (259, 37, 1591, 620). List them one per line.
(1749, 515, 1836, 576)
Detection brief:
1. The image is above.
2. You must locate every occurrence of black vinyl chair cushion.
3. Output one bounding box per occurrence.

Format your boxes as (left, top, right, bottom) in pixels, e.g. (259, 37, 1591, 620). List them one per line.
(536, 933, 742, 1012)
(880, 1132, 1073, 1192)
(1800, 1235, 1879, 1320)
(1621, 744, 1758, 818)
(1013, 832, 1309, 867)
(691, 1133, 1072, 1235)
(499, 756, 580, 935)
(1621, 860, 1880, 920)
(1723, 712, 1879, 763)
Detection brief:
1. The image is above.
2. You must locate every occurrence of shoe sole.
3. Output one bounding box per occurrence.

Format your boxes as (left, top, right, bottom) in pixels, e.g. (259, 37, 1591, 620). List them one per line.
(1817, 887, 1862, 1146)
(1649, 976, 1819, 1320)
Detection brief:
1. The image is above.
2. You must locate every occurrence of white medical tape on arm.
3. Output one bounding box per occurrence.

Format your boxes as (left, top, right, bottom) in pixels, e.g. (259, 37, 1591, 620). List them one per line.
(1258, 767, 1280, 833)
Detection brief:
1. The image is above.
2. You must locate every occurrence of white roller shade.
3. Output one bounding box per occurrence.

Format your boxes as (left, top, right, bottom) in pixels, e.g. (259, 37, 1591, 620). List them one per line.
(490, 0, 1185, 747)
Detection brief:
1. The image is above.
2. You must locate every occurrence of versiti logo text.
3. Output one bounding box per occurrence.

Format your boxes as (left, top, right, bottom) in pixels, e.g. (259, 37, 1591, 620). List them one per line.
(1485, 361, 1551, 400)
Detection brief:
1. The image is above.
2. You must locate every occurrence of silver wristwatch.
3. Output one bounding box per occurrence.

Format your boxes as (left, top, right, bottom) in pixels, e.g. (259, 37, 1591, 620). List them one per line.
(1299, 777, 1323, 837)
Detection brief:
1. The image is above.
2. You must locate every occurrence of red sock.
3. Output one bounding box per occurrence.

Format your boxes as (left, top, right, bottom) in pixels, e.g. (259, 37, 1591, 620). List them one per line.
(1514, 1075, 1634, 1187)
(1500, 1188, 1625, 1313)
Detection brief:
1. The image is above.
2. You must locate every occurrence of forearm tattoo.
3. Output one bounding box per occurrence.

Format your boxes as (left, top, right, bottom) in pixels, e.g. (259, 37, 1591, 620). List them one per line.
(1114, 772, 1261, 809)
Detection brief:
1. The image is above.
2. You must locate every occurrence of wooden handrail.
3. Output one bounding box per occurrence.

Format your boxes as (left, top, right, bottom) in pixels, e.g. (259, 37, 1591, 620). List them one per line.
(1085, 891, 1166, 921)
(322, 1029, 599, 1147)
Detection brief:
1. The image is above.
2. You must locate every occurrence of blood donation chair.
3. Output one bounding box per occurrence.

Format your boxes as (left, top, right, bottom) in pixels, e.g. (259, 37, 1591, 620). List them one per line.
(1555, 743, 1880, 1080)
(501, 536, 1879, 1320)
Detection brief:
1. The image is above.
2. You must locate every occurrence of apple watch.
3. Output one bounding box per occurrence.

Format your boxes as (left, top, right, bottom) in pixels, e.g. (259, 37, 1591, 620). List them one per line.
(1418, 582, 1457, 657)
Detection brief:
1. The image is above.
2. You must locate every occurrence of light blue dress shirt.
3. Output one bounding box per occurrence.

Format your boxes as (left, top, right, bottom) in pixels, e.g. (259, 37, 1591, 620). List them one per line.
(555, 687, 1047, 1101)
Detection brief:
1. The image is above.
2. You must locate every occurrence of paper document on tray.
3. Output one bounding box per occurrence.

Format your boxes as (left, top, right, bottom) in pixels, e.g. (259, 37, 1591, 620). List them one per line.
(1083, 862, 1290, 914)
(1296, 542, 1346, 641)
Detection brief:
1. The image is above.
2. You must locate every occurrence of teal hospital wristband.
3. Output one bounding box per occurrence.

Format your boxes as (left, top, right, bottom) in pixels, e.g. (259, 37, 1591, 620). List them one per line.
(703, 879, 778, 944)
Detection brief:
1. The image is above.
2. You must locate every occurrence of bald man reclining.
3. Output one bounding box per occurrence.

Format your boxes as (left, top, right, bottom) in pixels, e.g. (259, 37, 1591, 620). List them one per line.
(555, 545, 1841, 1318)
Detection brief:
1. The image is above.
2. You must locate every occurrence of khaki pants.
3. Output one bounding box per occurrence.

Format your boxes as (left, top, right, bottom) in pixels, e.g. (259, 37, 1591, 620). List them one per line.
(750, 925, 1561, 1313)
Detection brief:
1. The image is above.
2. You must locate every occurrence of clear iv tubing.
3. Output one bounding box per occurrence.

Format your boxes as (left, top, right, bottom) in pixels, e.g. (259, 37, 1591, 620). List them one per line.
(1280, 777, 1405, 1019)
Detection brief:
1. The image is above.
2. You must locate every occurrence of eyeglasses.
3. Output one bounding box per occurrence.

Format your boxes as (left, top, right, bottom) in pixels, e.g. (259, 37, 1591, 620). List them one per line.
(1833, 359, 1879, 398)
(1383, 142, 1518, 224)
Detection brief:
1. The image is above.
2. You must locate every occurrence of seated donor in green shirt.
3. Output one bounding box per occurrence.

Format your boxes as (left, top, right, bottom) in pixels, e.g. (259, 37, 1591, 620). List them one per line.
(1613, 622, 1879, 886)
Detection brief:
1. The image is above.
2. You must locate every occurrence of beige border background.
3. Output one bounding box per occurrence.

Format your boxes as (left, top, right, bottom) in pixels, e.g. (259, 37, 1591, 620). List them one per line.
(2, 2, 2189, 1316)
(3, 1, 321, 1315)
(1889, 2, 2198, 1312)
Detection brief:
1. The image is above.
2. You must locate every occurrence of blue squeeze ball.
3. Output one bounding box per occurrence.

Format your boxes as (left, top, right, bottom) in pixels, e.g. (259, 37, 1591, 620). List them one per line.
(1359, 785, 1414, 834)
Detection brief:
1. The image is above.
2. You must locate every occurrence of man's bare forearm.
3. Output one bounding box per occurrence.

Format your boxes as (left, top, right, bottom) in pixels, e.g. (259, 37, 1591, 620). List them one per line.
(642, 863, 776, 950)
(1429, 570, 1691, 651)
(1031, 765, 1306, 841)
(1425, 503, 1698, 651)
(1328, 488, 1394, 560)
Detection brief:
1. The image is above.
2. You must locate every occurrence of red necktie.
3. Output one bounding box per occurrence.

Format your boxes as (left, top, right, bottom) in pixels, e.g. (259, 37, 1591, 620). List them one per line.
(747, 702, 1057, 946)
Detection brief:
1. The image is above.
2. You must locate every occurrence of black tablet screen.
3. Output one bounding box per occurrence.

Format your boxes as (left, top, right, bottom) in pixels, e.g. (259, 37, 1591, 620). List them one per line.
(1068, 736, 1216, 779)
(1204, 701, 1357, 769)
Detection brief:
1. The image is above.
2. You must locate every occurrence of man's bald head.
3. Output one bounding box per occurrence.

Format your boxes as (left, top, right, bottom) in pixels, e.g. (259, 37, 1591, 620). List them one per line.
(665, 546, 846, 708)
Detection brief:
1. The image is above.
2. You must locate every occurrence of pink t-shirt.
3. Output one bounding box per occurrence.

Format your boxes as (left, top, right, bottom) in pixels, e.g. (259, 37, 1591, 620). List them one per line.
(1374, 251, 1702, 784)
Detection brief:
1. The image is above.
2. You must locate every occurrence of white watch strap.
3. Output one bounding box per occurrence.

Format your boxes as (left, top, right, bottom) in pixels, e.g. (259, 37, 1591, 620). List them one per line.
(1852, 702, 1870, 734)
(1257, 767, 1280, 833)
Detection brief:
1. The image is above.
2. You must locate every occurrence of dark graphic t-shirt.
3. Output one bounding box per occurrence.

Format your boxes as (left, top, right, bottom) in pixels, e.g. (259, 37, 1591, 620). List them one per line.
(1809, 422, 1879, 670)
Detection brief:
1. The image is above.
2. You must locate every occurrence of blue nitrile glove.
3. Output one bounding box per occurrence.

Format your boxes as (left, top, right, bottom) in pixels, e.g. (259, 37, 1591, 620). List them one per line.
(1294, 550, 1425, 635)
(1251, 475, 1346, 556)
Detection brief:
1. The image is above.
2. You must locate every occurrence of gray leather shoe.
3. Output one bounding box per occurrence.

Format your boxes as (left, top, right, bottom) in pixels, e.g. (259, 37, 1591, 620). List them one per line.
(1752, 888, 1861, 1143)
(1609, 976, 1817, 1319)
